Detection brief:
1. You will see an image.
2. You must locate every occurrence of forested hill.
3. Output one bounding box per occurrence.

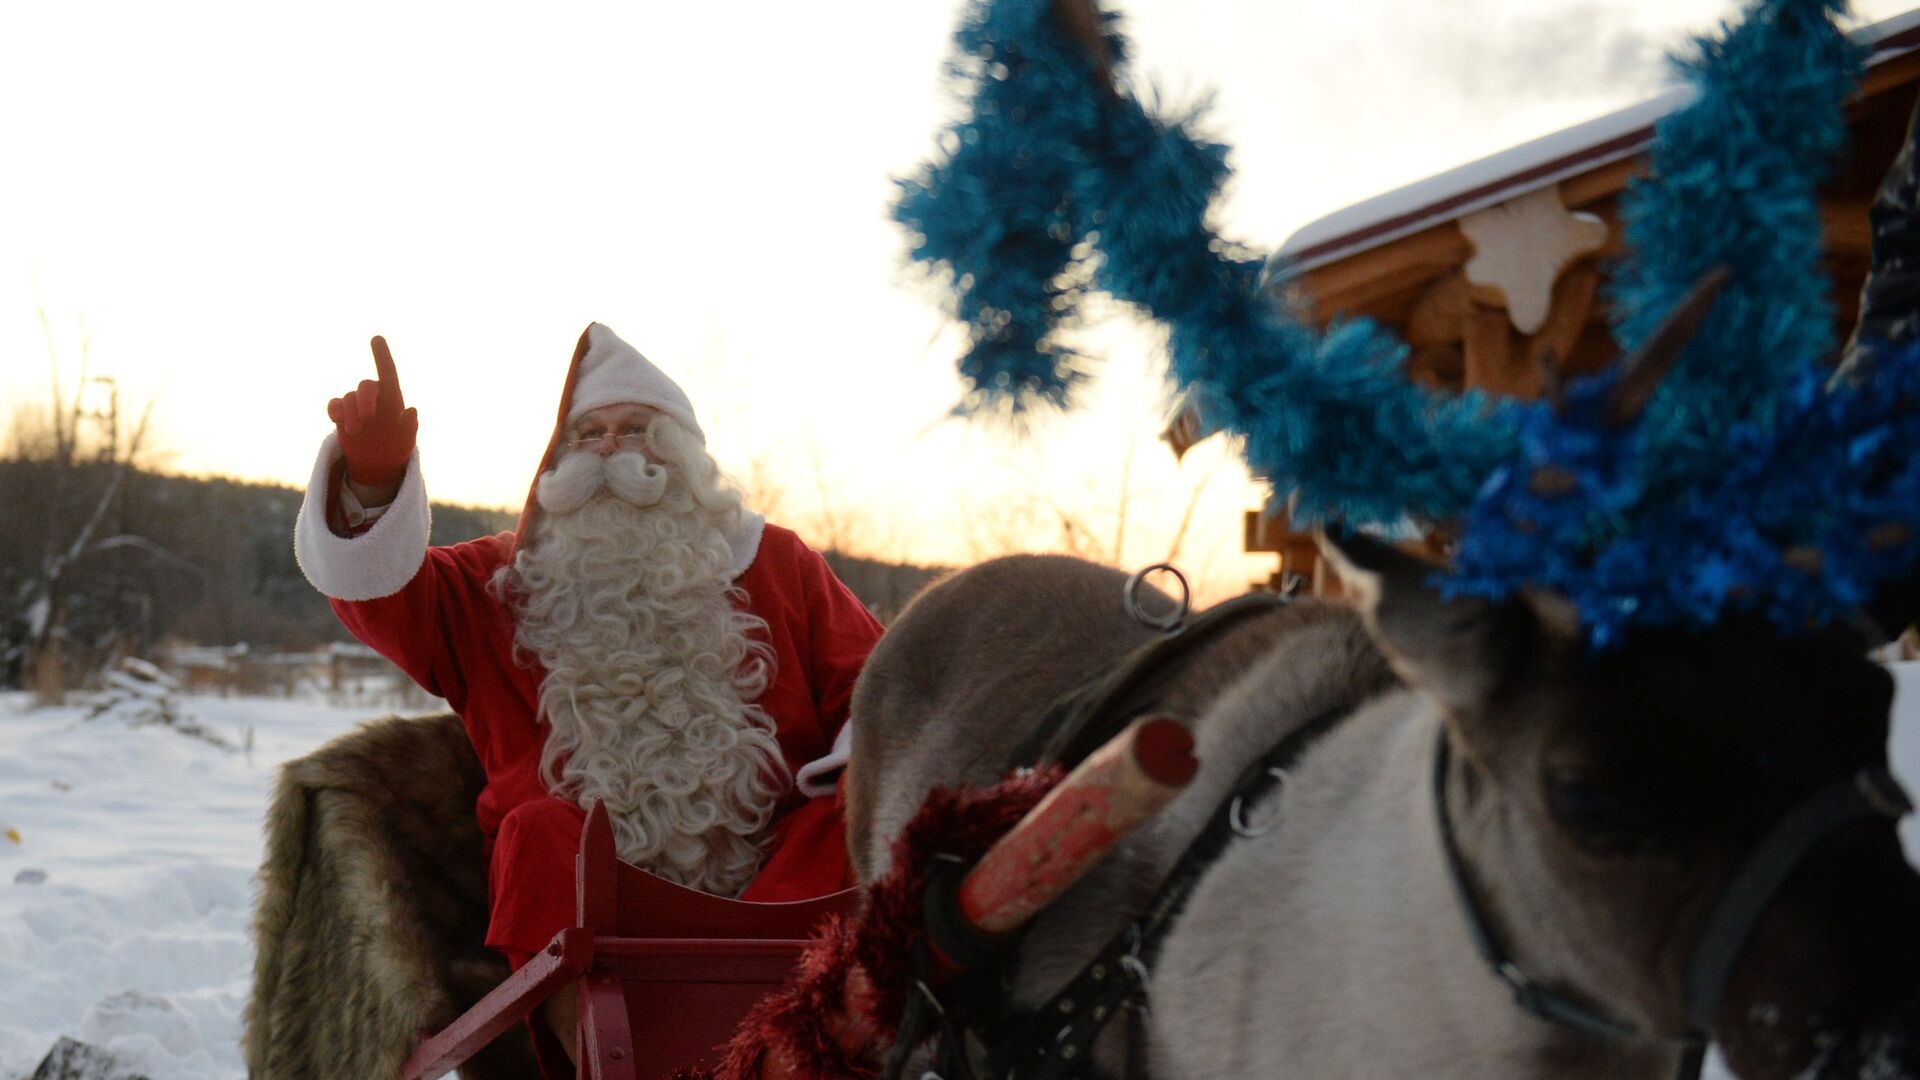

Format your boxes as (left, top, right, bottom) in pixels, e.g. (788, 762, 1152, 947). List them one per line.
(0, 460, 943, 689)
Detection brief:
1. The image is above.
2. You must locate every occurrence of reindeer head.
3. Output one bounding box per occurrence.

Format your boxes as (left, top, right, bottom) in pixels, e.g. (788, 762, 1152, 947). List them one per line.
(1315, 258, 1920, 1077)
(1327, 526, 1920, 1079)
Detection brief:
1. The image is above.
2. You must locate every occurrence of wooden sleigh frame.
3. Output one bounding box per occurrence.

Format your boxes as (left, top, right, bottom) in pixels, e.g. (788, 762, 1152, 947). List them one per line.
(400, 802, 859, 1080)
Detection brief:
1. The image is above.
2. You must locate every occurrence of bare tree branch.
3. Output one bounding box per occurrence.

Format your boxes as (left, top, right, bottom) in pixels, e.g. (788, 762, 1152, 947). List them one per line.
(1164, 444, 1227, 565)
(125, 394, 156, 461)
(84, 534, 207, 581)
(810, 442, 845, 553)
(65, 324, 90, 466)
(38, 305, 72, 466)
(1113, 423, 1136, 568)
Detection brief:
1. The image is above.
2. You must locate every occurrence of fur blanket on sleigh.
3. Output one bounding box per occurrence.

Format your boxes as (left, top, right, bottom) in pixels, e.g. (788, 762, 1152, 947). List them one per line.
(241, 712, 538, 1080)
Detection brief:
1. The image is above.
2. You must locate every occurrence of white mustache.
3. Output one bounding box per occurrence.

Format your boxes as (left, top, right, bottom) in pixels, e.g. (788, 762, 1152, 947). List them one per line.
(536, 450, 670, 515)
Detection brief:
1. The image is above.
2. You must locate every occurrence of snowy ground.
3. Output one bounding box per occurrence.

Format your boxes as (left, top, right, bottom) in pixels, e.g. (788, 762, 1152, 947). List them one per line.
(0, 690, 395, 1080)
(5, 672, 1920, 1080)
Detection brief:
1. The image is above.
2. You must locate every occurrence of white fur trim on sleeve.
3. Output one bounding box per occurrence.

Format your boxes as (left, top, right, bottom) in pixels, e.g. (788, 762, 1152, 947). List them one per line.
(726, 513, 766, 581)
(794, 719, 853, 799)
(292, 432, 432, 601)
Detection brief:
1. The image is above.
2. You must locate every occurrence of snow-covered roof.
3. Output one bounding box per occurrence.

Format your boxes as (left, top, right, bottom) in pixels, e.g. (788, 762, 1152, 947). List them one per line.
(1267, 8, 1920, 281)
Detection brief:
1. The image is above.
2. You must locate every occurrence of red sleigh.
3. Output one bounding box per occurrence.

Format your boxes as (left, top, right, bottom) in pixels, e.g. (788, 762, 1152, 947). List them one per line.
(400, 801, 859, 1080)
(395, 712, 1193, 1080)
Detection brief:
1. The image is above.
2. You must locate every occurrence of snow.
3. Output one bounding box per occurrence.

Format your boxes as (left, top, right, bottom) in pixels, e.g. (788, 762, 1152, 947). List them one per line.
(5, 668, 1920, 1080)
(23, 597, 49, 643)
(1269, 89, 1688, 272)
(0, 691, 388, 1080)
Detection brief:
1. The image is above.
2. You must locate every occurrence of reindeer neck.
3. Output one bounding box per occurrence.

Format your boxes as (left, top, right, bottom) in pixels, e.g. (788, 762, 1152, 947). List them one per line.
(1147, 690, 1681, 1079)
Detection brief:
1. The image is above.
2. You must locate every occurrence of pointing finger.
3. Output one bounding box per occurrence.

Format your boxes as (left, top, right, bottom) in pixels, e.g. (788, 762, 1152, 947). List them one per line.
(369, 336, 405, 411)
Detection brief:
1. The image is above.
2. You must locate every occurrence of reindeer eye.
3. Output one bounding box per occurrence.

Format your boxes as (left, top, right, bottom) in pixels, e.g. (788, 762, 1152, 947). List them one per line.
(1546, 770, 1668, 855)
(1551, 777, 1619, 823)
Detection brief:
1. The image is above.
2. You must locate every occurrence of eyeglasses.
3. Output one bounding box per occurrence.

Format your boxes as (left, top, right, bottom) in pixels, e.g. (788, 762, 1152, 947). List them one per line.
(564, 431, 651, 454)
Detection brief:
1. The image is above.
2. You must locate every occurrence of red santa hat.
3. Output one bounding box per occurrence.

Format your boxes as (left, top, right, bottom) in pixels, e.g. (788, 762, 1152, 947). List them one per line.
(567, 323, 705, 443)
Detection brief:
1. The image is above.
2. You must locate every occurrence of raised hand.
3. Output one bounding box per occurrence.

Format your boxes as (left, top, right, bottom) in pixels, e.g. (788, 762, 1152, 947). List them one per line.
(326, 336, 419, 489)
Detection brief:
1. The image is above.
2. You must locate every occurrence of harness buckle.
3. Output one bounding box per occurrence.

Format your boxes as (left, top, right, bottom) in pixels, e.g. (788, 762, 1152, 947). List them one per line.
(1495, 961, 1532, 999)
(1228, 767, 1290, 837)
(1856, 767, 1914, 819)
(915, 979, 948, 1017)
(1120, 923, 1153, 993)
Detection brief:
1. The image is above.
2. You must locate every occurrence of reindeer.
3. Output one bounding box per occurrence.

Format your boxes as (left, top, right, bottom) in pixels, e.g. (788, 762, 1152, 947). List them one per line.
(845, 538, 1919, 1080)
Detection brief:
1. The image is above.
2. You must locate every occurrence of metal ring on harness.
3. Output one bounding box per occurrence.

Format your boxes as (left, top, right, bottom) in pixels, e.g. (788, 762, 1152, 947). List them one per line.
(1228, 767, 1290, 837)
(1124, 563, 1191, 632)
(1118, 922, 1152, 986)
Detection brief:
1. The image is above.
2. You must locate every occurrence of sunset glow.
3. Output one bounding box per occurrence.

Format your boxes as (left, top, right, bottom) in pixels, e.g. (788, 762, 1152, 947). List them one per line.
(6, 0, 1911, 602)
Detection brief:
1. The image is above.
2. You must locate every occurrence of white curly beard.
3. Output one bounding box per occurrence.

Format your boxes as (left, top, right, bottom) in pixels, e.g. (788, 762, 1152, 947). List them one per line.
(496, 422, 788, 896)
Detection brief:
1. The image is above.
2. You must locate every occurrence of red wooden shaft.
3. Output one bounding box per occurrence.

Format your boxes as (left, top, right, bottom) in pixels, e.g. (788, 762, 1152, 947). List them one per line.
(957, 715, 1196, 935)
(1132, 714, 1201, 786)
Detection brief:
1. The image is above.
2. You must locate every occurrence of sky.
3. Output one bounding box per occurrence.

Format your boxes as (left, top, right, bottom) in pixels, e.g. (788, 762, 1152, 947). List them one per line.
(3, 0, 1915, 602)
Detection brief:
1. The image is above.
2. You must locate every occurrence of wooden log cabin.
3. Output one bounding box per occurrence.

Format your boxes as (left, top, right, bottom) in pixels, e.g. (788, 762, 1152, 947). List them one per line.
(1224, 9, 1920, 593)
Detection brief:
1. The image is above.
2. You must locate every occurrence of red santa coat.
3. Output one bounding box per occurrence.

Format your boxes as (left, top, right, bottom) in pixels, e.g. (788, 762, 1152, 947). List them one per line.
(293, 325, 883, 963)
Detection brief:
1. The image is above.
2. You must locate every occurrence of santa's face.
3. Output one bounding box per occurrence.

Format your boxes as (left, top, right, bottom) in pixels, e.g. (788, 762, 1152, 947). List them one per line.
(536, 403, 680, 515)
(565, 402, 664, 463)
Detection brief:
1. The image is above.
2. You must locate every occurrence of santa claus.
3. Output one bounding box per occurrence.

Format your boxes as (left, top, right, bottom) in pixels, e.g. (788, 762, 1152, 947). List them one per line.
(293, 324, 882, 1065)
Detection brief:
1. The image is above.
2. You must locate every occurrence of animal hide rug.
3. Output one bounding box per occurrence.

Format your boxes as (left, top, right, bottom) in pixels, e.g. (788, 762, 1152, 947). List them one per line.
(241, 712, 538, 1079)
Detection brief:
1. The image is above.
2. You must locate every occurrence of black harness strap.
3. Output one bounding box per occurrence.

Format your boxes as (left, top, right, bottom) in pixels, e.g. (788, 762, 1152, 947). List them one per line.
(1683, 765, 1914, 1032)
(980, 704, 1355, 1080)
(1434, 729, 1916, 1080)
(1003, 592, 1292, 774)
(1432, 732, 1656, 1045)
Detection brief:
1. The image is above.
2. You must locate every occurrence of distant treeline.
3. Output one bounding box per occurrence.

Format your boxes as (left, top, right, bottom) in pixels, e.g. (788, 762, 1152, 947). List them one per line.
(0, 458, 946, 690)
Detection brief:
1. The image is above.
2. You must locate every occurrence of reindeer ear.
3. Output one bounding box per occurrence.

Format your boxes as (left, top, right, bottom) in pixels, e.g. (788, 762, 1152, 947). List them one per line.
(1318, 528, 1562, 724)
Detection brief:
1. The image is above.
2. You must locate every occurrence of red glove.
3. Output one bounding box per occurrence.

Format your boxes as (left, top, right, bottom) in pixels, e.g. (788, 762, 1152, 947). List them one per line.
(326, 336, 418, 489)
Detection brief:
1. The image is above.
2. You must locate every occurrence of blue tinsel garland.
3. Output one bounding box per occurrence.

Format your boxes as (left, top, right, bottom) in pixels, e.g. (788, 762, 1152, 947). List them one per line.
(1611, 0, 1862, 503)
(1448, 346, 1920, 647)
(897, 0, 1918, 644)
